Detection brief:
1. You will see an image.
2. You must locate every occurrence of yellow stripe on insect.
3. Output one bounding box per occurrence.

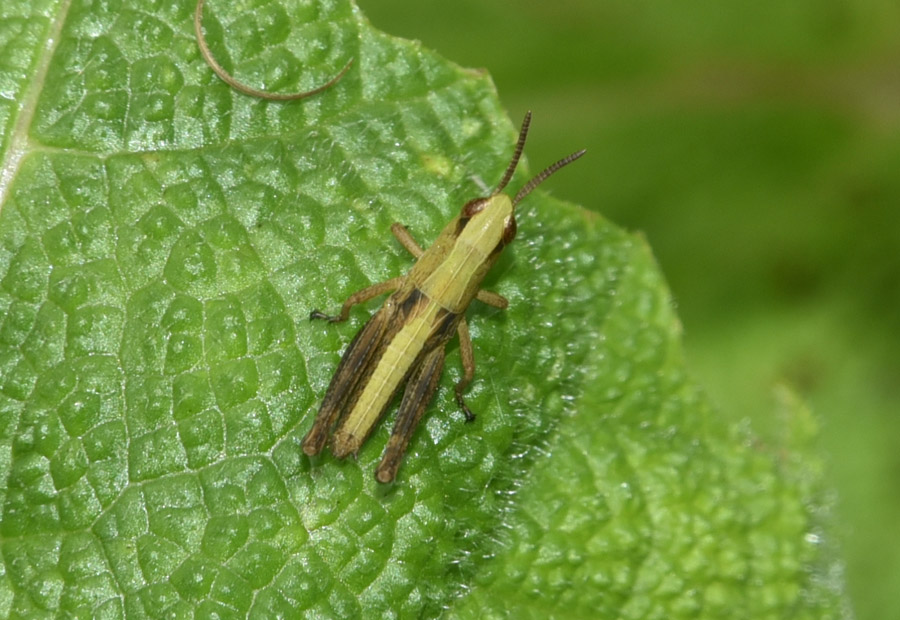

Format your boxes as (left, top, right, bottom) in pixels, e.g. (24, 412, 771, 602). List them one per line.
(333, 304, 441, 456)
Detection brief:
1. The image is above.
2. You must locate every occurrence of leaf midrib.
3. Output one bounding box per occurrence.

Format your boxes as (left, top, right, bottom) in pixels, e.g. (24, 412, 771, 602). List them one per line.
(0, 0, 75, 210)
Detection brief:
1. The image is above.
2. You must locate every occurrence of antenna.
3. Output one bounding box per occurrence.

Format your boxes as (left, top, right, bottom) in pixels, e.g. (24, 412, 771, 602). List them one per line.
(513, 149, 586, 206)
(493, 111, 532, 194)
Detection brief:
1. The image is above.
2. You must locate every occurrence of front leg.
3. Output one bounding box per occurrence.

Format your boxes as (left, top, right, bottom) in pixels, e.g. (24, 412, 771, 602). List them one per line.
(390, 223, 424, 258)
(475, 289, 508, 309)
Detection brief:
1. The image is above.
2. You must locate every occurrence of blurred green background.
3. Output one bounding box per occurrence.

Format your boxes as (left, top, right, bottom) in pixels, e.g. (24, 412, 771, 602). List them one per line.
(358, 0, 900, 617)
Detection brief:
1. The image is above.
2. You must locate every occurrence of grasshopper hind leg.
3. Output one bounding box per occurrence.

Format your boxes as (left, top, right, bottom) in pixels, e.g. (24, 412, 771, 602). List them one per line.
(302, 306, 392, 456)
(375, 347, 445, 483)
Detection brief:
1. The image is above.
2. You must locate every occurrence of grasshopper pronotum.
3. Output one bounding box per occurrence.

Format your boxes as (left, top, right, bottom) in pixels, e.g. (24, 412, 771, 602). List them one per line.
(304, 112, 584, 482)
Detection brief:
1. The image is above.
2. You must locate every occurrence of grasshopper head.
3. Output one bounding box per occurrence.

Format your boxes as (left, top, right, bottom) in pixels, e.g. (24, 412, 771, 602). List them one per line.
(460, 193, 516, 247)
(460, 111, 585, 247)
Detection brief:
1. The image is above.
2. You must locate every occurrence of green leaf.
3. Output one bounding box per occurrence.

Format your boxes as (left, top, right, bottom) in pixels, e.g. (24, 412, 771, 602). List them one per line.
(0, 0, 846, 618)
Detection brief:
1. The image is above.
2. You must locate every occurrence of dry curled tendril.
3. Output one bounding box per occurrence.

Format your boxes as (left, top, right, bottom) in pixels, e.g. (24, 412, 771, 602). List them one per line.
(194, 0, 354, 100)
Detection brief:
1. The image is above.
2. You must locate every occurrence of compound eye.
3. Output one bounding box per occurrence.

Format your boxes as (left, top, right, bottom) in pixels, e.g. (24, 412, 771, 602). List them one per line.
(462, 198, 488, 218)
(502, 216, 517, 244)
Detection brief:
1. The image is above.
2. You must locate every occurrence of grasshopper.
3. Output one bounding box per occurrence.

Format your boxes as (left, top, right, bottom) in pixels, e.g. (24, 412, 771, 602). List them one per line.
(303, 112, 585, 482)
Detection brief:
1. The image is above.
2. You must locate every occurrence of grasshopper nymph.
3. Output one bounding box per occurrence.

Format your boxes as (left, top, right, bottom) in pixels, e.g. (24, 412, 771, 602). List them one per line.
(303, 112, 584, 482)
